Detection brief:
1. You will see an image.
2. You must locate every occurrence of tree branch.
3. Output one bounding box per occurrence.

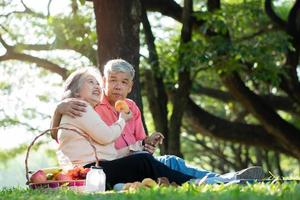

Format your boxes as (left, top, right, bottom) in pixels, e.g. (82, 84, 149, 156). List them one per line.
(1, 25, 96, 65)
(0, 30, 67, 79)
(182, 133, 239, 169)
(141, 0, 182, 21)
(0, 10, 27, 18)
(20, 0, 46, 18)
(192, 85, 299, 115)
(71, 0, 79, 15)
(0, 52, 67, 79)
(234, 26, 278, 43)
(141, 0, 204, 26)
(47, 0, 52, 17)
(15, 43, 56, 51)
(184, 97, 293, 157)
(0, 34, 11, 50)
(221, 72, 300, 158)
(207, 0, 220, 12)
(264, 0, 286, 29)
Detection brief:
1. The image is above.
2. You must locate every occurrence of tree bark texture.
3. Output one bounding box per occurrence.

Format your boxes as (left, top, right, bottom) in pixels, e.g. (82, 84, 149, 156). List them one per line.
(168, 0, 193, 156)
(93, 0, 143, 109)
(141, 4, 169, 153)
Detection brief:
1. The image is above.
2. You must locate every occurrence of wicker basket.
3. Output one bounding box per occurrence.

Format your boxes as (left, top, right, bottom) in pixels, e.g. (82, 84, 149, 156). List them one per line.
(25, 127, 100, 191)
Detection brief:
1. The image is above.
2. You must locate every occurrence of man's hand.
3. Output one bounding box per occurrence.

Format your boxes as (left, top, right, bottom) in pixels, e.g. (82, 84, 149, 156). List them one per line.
(57, 98, 87, 118)
(143, 132, 164, 154)
(147, 132, 164, 146)
(143, 143, 156, 154)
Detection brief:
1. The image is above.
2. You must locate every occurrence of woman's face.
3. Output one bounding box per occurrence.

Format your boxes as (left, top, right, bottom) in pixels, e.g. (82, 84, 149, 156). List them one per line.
(78, 74, 102, 106)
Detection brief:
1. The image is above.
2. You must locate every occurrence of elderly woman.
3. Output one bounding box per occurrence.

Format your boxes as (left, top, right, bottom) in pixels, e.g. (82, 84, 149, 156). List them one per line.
(55, 67, 131, 166)
(54, 67, 194, 188)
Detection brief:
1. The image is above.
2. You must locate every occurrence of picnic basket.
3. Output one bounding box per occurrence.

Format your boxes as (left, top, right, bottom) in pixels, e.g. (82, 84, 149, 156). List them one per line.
(25, 127, 100, 191)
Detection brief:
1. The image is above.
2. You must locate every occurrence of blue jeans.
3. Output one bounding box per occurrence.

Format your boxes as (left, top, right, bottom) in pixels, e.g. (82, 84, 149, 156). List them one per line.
(155, 155, 248, 184)
(155, 155, 219, 179)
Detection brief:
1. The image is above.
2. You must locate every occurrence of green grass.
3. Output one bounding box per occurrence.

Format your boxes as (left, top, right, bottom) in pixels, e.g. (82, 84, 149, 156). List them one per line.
(1, 182, 300, 200)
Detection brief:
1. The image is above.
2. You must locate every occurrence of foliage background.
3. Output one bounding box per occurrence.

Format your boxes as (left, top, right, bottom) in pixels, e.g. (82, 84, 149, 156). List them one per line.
(1, 0, 300, 188)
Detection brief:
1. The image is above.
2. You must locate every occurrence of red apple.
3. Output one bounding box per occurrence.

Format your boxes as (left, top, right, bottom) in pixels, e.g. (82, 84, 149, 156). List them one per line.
(30, 170, 47, 183)
(54, 172, 73, 181)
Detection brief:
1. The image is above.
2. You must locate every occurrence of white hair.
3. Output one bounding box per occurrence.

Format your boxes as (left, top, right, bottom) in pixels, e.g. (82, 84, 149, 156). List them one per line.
(62, 67, 101, 100)
(103, 59, 135, 80)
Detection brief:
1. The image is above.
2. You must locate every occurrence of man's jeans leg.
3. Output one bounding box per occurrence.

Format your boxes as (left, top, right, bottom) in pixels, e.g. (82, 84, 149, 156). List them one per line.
(155, 155, 218, 179)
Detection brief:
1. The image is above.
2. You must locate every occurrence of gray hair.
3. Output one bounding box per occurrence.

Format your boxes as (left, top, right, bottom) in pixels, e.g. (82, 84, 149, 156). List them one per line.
(62, 67, 101, 100)
(103, 59, 135, 80)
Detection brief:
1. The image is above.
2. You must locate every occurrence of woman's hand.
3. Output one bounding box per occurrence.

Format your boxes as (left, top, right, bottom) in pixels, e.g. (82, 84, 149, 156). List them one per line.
(119, 110, 132, 122)
(57, 98, 87, 118)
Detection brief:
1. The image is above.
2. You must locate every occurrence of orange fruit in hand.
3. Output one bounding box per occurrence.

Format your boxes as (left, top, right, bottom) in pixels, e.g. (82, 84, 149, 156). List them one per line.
(115, 100, 130, 113)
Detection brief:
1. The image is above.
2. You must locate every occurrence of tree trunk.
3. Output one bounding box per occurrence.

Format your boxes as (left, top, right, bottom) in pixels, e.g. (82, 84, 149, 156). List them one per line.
(254, 149, 263, 166)
(264, 150, 272, 173)
(265, 0, 300, 106)
(141, 5, 169, 153)
(207, 0, 220, 12)
(92, 0, 143, 109)
(168, 0, 193, 156)
(274, 152, 284, 178)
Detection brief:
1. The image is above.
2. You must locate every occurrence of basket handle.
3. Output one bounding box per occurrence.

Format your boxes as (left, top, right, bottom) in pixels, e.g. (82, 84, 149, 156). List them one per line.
(25, 127, 100, 184)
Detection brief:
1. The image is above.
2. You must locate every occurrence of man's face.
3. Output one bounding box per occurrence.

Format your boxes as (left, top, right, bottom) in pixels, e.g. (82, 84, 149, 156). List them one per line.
(103, 71, 133, 105)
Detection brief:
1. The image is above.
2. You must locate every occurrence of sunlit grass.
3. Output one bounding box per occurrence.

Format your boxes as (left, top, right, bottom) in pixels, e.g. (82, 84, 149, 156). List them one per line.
(1, 182, 300, 200)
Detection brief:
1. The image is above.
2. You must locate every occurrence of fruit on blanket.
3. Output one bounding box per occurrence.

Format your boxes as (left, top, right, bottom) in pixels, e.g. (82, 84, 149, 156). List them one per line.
(131, 181, 145, 189)
(170, 181, 179, 187)
(142, 178, 157, 188)
(123, 183, 132, 190)
(157, 177, 170, 187)
(121, 177, 177, 191)
(123, 181, 145, 190)
(30, 170, 47, 183)
(115, 100, 129, 113)
(122, 179, 157, 191)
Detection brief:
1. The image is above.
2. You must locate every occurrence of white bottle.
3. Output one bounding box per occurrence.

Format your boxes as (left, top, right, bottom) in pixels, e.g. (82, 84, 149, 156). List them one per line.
(85, 166, 106, 192)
